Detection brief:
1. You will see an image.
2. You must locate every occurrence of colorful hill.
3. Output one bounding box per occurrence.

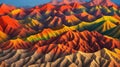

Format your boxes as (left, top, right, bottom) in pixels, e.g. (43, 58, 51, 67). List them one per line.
(0, 3, 15, 15)
(0, 30, 120, 52)
(0, 15, 21, 35)
(0, 0, 120, 67)
(87, 0, 118, 7)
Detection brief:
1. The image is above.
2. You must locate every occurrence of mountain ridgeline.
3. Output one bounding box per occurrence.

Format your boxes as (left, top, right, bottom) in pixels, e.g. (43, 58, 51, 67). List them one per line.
(0, 0, 120, 67)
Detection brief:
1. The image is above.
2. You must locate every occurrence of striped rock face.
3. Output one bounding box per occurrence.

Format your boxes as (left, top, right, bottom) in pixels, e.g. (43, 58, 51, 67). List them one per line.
(0, 0, 120, 67)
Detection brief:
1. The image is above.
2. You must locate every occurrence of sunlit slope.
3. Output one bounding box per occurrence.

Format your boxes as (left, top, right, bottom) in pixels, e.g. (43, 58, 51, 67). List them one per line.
(83, 16, 119, 32)
(0, 30, 120, 52)
(0, 4, 15, 15)
(25, 16, 120, 42)
(0, 15, 119, 43)
(103, 25, 120, 39)
(0, 31, 8, 42)
(0, 38, 32, 49)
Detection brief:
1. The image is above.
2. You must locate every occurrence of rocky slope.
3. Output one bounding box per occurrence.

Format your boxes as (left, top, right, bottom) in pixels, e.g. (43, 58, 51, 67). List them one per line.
(0, 48, 120, 67)
(0, 0, 120, 67)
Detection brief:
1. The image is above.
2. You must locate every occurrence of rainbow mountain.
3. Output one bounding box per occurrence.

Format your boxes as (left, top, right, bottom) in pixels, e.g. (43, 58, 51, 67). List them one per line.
(0, 0, 120, 67)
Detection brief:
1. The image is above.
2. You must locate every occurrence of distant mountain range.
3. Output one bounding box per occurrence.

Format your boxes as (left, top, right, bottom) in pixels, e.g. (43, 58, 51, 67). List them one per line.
(0, 0, 120, 67)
